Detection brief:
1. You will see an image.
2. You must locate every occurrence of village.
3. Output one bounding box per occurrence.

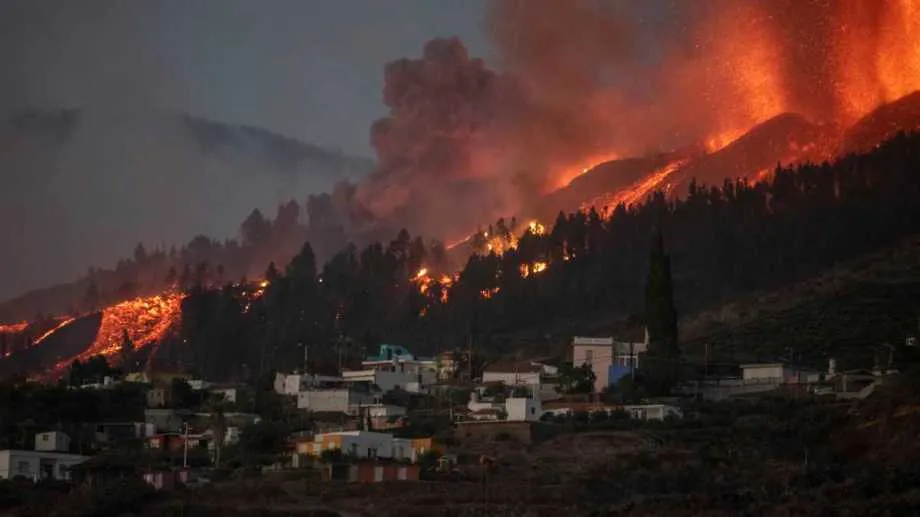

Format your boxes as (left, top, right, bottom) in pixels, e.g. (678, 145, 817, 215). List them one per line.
(0, 328, 906, 498)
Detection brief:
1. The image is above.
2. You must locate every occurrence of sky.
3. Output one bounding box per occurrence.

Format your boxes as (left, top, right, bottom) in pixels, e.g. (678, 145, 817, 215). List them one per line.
(0, 0, 491, 157)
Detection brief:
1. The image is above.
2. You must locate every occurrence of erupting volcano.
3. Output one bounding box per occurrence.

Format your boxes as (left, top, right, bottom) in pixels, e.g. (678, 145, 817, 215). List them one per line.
(4, 0, 920, 380)
(324, 0, 920, 241)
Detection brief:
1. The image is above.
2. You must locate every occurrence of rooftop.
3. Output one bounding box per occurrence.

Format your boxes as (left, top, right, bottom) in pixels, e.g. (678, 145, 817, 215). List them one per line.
(364, 344, 416, 362)
(483, 360, 545, 374)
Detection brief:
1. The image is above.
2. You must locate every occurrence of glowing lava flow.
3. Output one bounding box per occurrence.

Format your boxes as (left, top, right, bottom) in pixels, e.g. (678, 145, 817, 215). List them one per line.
(553, 152, 622, 191)
(60, 291, 185, 369)
(0, 322, 28, 335)
(32, 317, 76, 346)
(580, 158, 689, 212)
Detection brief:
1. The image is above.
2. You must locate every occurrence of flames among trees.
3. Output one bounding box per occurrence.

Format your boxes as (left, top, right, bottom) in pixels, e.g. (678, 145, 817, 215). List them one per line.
(136, 134, 920, 381)
(4, 1, 920, 379)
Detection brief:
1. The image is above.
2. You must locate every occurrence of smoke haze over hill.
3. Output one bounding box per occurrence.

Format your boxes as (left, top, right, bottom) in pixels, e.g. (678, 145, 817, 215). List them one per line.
(0, 108, 372, 301)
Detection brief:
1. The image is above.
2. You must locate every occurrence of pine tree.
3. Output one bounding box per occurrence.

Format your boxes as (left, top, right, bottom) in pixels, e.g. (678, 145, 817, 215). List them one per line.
(120, 329, 135, 371)
(644, 228, 680, 393)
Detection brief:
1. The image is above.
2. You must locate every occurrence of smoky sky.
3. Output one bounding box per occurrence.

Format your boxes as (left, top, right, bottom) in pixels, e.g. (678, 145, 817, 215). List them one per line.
(0, 0, 491, 156)
(0, 0, 492, 302)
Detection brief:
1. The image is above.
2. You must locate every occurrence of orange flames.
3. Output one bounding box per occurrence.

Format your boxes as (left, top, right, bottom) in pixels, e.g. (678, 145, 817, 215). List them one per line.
(479, 287, 500, 299)
(411, 268, 454, 305)
(520, 261, 548, 278)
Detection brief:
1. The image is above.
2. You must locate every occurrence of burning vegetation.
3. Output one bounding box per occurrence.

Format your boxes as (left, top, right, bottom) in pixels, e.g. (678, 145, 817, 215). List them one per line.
(5, 1, 920, 381)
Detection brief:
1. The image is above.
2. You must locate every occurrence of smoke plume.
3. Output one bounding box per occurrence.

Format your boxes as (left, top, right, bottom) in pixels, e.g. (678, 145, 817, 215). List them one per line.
(348, 0, 920, 242)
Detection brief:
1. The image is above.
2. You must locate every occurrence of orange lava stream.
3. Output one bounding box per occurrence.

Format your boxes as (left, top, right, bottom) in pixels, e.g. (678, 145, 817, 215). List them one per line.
(0, 322, 29, 335)
(552, 152, 621, 191)
(580, 159, 688, 212)
(52, 291, 184, 373)
(32, 317, 76, 346)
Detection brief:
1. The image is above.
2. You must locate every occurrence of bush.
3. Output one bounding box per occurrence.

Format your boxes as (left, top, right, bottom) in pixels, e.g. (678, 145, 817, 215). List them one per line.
(494, 431, 512, 442)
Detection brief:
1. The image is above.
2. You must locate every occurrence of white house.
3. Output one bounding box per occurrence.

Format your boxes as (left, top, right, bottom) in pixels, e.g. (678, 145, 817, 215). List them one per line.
(573, 335, 648, 393)
(274, 372, 344, 396)
(0, 433, 88, 481)
(297, 388, 377, 414)
(481, 359, 557, 387)
(34, 431, 70, 453)
(739, 363, 821, 385)
(367, 405, 408, 429)
(505, 396, 543, 422)
(342, 369, 432, 394)
(293, 431, 436, 465)
(209, 386, 239, 404)
(465, 391, 543, 422)
(623, 404, 683, 421)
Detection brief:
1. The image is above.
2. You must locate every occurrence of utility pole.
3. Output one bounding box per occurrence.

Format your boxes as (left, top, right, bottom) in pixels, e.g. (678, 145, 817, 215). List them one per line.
(467, 320, 473, 384)
(705, 343, 711, 378)
(301, 341, 308, 372)
(182, 422, 189, 468)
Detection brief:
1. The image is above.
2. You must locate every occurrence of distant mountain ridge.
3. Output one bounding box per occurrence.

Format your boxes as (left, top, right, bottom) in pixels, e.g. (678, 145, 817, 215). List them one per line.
(0, 107, 374, 303)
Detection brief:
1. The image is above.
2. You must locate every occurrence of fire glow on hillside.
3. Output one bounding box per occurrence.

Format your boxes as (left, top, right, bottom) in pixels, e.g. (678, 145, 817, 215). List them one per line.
(49, 291, 185, 374)
(32, 317, 76, 347)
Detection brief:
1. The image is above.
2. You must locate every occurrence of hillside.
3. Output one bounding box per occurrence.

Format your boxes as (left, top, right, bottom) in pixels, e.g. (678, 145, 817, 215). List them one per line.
(0, 108, 373, 304)
(679, 235, 920, 368)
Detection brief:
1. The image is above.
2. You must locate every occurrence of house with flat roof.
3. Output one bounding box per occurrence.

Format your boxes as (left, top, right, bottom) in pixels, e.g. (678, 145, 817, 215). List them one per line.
(573, 333, 648, 393)
(0, 432, 88, 481)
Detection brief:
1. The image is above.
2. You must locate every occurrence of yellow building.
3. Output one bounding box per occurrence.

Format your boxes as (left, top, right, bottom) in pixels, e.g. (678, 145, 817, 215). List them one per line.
(293, 431, 438, 465)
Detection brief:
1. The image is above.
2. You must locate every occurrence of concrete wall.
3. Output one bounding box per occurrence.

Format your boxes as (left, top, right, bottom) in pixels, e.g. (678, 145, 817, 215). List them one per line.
(741, 364, 784, 381)
(144, 409, 184, 433)
(0, 450, 88, 480)
(482, 371, 541, 386)
(624, 405, 682, 421)
(35, 432, 69, 453)
(343, 370, 426, 393)
(573, 344, 612, 393)
(210, 387, 237, 403)
(297, 389, 373, 413)
(505, 397, 541, 422)
(274, 373, 302, 395)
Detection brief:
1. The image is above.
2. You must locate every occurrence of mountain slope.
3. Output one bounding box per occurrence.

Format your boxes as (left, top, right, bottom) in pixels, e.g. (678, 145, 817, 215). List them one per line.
(0, 108, 373, 302)
(679, 235, 920, 368)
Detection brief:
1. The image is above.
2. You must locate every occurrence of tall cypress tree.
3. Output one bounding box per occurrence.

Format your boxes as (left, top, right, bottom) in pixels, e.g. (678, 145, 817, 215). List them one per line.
(644, 228, 679, 391)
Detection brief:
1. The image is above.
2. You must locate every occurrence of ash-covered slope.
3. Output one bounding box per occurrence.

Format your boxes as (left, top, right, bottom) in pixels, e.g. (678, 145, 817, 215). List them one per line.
(669, 113, 841, 193)
(0, 108, 373, 302)
(842, 90, 920, 155)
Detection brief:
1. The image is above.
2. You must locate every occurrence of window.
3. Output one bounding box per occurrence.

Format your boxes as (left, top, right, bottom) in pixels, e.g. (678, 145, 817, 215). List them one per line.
(41, 434, 49, 442)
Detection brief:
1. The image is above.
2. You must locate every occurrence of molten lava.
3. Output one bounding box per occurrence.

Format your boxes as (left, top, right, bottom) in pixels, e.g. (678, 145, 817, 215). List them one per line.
(68, 291, 184, 367)
(32, 317, 76, 347)
(553, 152, 621, 191)
(0, 322, 29, 335)
(580, 159, 689, 212)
